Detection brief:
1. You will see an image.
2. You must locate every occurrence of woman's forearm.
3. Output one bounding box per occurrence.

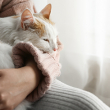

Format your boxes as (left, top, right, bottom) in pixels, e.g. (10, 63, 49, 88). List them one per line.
(18, 56, 42, 94)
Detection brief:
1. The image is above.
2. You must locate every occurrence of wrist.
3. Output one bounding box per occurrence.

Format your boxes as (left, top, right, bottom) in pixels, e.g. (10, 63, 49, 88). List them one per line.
(17, 57, 42, 94)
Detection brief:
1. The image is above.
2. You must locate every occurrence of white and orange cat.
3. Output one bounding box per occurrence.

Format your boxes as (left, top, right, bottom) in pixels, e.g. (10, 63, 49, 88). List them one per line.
(0, 4, 58, 110)
(0, 4, 58, 53)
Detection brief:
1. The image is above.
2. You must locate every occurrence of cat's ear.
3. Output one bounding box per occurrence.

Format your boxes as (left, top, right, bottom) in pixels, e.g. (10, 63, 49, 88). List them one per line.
(40, 4, 51, 19)
(21, 9, 34, 30)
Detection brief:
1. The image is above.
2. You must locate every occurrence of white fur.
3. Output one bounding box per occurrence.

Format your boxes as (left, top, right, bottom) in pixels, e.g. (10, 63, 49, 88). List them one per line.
(0, 42, 14, 69)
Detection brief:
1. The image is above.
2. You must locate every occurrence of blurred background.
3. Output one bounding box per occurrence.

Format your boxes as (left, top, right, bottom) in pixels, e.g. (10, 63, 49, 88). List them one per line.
(34, 0, 110, 89)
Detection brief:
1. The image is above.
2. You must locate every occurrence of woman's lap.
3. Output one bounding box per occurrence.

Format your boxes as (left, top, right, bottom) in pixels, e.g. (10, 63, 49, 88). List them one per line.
(29, 80, 110, 110)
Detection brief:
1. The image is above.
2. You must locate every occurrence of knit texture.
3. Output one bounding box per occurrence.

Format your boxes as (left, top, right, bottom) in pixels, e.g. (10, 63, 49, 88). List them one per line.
(12, 39, 63, 101)
(0, 0, 37, 17)
(30, 80, 110, 110)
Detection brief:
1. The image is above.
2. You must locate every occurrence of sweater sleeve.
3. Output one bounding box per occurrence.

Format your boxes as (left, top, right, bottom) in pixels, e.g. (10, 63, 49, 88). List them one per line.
(0, 0, 37, 17)
(12, 37, 63, 101)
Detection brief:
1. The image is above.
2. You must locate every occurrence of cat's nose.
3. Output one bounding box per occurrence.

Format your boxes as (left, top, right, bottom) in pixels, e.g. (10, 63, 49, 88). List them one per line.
(54, 48, 57, 51)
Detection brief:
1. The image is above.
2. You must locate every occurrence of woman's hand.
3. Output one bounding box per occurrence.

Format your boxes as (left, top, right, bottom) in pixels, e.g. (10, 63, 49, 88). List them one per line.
(0, 57, 41, 110)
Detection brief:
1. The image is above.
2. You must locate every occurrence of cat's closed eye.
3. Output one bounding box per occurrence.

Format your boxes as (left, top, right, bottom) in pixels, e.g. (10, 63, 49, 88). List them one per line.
(43, 39, 49, 42)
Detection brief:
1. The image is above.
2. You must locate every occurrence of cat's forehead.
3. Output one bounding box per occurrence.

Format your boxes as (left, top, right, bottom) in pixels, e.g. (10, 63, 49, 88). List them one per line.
(33, 14, 54, 25)
(33, 14, 57, 38)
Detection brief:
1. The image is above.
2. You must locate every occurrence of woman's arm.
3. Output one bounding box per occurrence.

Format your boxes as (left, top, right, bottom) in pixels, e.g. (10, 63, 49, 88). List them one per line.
(0, 57, 41, 110)
(24, 56, 42, 89)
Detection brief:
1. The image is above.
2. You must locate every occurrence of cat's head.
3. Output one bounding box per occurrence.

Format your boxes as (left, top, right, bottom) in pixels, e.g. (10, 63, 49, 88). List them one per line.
(20, 4, 58, 53)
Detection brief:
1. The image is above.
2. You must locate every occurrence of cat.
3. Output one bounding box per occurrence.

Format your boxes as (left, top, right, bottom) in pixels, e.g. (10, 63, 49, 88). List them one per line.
(0, 4, 58, 110)
(0, 4, 58, 53)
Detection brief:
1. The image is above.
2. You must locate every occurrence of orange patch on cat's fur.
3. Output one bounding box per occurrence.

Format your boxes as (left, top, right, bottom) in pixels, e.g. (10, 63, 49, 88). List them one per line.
(40, 15, 55, 25)
(30, 19, 45, 37)
(33, 14, 54, 25)
(11, 15, 20, 18)
(30, 14, 54, 37)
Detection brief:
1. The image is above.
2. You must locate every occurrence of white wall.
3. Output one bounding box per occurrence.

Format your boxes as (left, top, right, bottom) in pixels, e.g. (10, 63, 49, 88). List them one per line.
(33, 0, 47, 12)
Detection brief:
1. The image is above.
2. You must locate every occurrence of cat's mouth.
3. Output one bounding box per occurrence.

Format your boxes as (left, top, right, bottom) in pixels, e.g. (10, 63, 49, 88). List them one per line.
(41, 49, 53, 53)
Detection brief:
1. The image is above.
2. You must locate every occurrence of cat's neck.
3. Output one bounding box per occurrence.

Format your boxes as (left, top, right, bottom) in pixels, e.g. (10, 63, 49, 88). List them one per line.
(0, 17, 21, 45)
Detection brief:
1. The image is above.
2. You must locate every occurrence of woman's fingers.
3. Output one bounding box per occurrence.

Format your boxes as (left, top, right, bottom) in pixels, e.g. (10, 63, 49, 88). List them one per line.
(0, 103, 6, 109)
(2, 107, 13, 110)
(0, 103, 14, 110)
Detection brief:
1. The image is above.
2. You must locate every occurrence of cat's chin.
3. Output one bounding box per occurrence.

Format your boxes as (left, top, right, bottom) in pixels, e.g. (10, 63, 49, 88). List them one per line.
(42, 49, 53, 54)
(43, 51, 51, 54)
